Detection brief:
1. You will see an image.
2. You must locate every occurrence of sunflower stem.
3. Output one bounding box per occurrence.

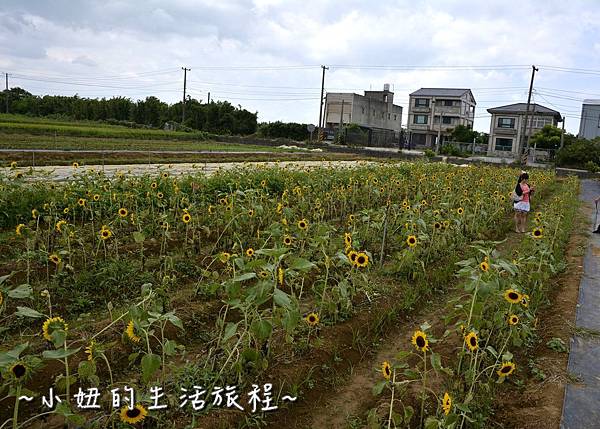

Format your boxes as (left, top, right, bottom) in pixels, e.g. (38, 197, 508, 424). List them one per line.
(420, 350, 427, 426)
(12, 384, 21, 429)
(387, 369, 396, 429)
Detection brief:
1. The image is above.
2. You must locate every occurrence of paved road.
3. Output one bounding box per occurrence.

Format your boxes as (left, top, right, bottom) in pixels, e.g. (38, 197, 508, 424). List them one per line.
(2, 160, 371, 181)
(561, 179, 600, 428)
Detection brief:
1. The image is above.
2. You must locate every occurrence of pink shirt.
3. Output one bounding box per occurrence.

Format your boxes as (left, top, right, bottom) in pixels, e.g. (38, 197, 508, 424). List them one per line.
(520, 183, 530, 203)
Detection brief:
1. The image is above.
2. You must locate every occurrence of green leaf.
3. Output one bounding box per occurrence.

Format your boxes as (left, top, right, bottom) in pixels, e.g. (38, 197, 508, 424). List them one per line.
(164, 312, 184, 330)
(254, 248, 288, 258)
(273, 288, 293, 310)
(78, 360, 97, 378)
(282, 309, 300, 334)
(222, 322, 238, 342)
(250, 319, 272, 342)
(233, 272, 257, 282)
(372, 380, 387, 395)
(55, 402, 86, 425)
(287, 257, 315, 272)
(8, 284, 33, 299)
(15, 306, 45, 319)
(424, 416, 441, 429)
(163, 340, 177, 356)
(132, 231, 145, 243)
(430, 352, 442, 372)
(141, 353, 161, 383)
(0, 343, 29, 366)
(43, 347, 81, 360)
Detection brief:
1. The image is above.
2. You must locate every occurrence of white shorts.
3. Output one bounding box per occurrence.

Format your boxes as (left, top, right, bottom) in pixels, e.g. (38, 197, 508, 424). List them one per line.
(514, 201, 530, 213)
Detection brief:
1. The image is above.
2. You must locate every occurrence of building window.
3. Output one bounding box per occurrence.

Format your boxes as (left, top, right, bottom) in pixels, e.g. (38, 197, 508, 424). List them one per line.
(415, 98, 429, 107)
(384, 95, 388, 103)
(443, 100, 454, 106)
(382, 112, 385, 118)
(394, 114, 397, 121)
(373, 109, 375, 116)
(388, 113, 391, 119)
(442, 116, 453, 124)
(495, 137, 513, 152)
(361, 107, 365, 114)
(528, 116, 552, 128)
(414, 115, 428, 124)
(497, 117, 515, 128)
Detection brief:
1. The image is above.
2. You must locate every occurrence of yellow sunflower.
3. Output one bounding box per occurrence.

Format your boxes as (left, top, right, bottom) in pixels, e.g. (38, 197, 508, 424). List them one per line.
(464, 331, 478, 352)
(93, 194, 100, 202)
(457, 207, 464, 215)
(381, 361, 392, 380)
(283, 235, 293, 246)
(77, 198, 86, 207)
(246, 248, 255, 257)
(305, 312, 319, 327)
(411, 330, 429, 352)
(521, 294, 530, 308)
(9, 362, 28, 381)
(508, 314, 519, 325)
(442, 392, 452, 415)
(504, 289, 522, 304)
(48, 254, 61, 265)
(347, 250, 358, 264)
(219, 252, 231, 263)
(182, 213, 192, 224)
(278, 267, 284, 285)
(120, 404, 148, 424)
(532, 227, 543, 239)
(497, 361, 516, 377)
(15, 223, 25, 236)
(118, 208, 128, 218)
(125, 320, 141, 343)
(42, 316, 68, 341)
(72, 162, 79, 169)
(85, 340, 96, 361)
(354, 252, 369, 268)
(100, 227, 113, 240)
(479, 261, 490, 272)
(344, 233, 352, 247)
(55, 220, 67, 233)
(297, 219, 308, 231)
(407, 235, 418, 248)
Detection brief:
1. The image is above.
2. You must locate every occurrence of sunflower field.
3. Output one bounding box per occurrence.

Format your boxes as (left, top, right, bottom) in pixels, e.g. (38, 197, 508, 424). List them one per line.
(0, 161, 577, 428)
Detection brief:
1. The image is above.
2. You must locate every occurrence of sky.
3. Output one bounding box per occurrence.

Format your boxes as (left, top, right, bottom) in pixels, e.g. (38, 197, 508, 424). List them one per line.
(1, 0, 600, 134)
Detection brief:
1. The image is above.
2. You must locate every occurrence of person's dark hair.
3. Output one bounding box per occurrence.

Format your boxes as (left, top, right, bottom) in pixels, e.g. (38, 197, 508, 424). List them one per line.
(518, 172, 529, 183)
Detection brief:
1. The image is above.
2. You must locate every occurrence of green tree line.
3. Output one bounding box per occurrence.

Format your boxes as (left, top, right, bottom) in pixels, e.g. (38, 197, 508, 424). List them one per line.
(0, 88, 258, 135)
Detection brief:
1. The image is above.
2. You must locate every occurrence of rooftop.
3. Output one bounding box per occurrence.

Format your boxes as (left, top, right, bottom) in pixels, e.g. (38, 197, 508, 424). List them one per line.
(409, 88, 472, 97)
(583, 99, 600, 105)
(487, 103, 561, 119)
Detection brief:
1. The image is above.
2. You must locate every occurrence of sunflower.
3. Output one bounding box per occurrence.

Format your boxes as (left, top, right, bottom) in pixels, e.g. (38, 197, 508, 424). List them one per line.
(100, 227, 113, 240)
(126, 320, 141, 343)
(497, 361, 516, 377)
(48, 254, 61, 265)
(434, 221, 442, 230)
(182, 213, 191, 224)
(278, 267, 284, 285)
(354, 252, 369, 268)
(381, 361, 392, 380)
(532, 227, 543, 239)
(93, 194, 100, 202)
(10, 161, 17, 168)
(120, 404, 148, 424)
(464, 331, 478, 352)
(247, 209, 255, 217)
(15, 172, 23, 179)
(297, 219, 308, 231)
(42, 316, 68, 341)
(411, 330, 429, 352)
(77, 198, 86, 207)
(157, 192, 164, 199)
(9, 362, 28, 381)
(15, 223, 25, 236)
(162, 172, 169, 179)
(72, 162, 79, 169)
(151, 182, 158, 189)
(85, 340, 96, 361)
(347, 250, 358, 264)
(63, 207, 70, 214)
(283, 235, 293, 246)
(117, 208, 128, 218)
(32, 208, 39, 219)
(443, 220, 450, 229)
(258, 270, 269, 279)
(260, 179, 267, 187)
(219, 252, 231, 263)
(508, 314, 519, 325)
(208, 205, 215, 214)
(246, 248, 255, 257)
(504, 289, 522, 304)
(521, 294, 530, 308)
(442, 392, 452, 415)
(479, 261, 489, 272)
(344, 233, 352, 247)
(55, 220, 67, 233)
(347, 214, 355, 223)
(305, 312, 319, 327)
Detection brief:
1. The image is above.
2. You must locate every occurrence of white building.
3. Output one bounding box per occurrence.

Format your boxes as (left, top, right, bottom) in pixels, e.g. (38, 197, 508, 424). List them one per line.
(578, 100, 600, 140)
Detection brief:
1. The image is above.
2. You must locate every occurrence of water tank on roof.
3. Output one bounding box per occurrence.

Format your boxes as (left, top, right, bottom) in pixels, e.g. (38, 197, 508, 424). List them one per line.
(384, 83, 390, 91)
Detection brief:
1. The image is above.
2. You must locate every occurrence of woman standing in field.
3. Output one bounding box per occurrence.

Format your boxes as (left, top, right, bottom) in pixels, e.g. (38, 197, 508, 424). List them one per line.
(513, 171, 534, 233)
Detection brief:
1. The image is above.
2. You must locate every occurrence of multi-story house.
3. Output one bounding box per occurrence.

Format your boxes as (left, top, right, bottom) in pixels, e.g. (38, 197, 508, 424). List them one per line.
(324, 84, 403, 135)
(486, 103, 562, 157)
(407, 88, 476, 147)
(578, 100, 600, 140)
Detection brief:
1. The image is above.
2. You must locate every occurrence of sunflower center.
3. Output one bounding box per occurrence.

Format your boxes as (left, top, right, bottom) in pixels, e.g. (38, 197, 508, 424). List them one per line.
(12, 364, 26, 378)
(357, 256, 365, 264)
(416, 336, 425, 347)
(501, 366, 511, 374)
(126, 408, 141, 418)
(470, 337, 477, 347)
(509, 292, 519, 300)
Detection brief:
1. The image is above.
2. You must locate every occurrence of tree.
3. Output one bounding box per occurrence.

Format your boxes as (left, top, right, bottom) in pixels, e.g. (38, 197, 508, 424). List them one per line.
(449, 125, 477, 143)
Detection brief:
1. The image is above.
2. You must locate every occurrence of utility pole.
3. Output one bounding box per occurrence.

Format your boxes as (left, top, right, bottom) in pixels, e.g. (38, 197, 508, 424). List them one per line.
(4, 73, 8, 114)
(207, 92, 210, 104)
(560, 116, 566, 149)
(338, 99, 345, 143)
(522, 65, 539, 157)
(318, 65, 329, 135)
(181, 67, 191, 124)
